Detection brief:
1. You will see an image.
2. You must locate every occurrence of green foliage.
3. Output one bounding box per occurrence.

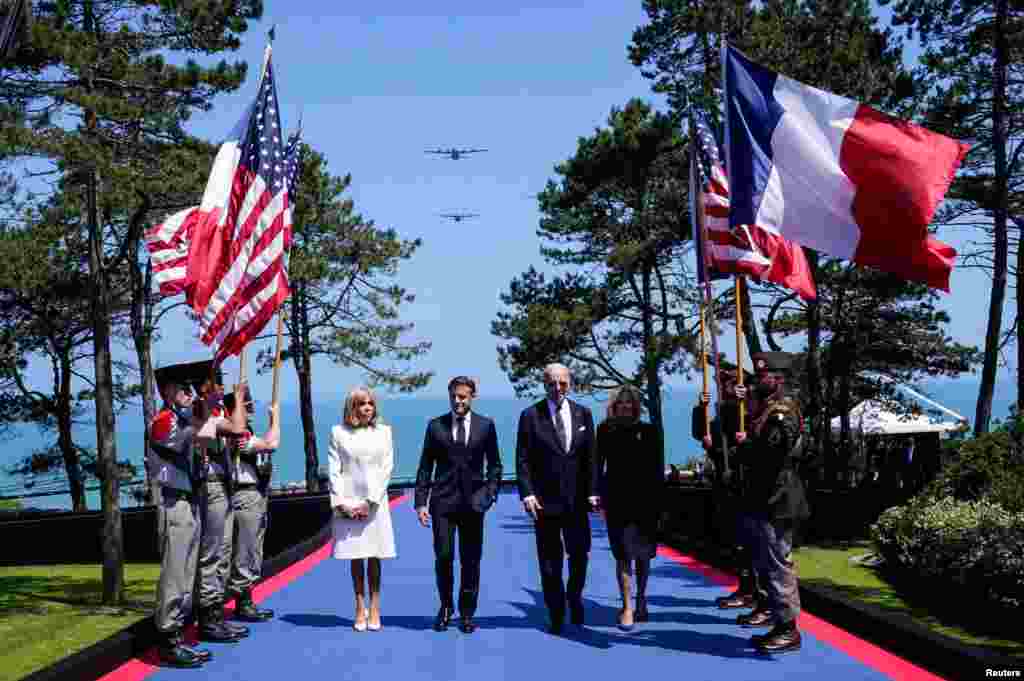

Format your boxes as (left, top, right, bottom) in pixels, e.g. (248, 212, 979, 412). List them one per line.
(493, 99, 698, 417)
(630, 0, 916, 119)
(923, 428, 1024, 513)
(270, 144, 431, 393)
(871, 496, 1024, 605)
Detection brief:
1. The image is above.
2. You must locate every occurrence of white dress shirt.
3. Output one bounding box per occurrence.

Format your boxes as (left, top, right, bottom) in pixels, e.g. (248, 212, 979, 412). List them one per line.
(451, 410, 472, 445)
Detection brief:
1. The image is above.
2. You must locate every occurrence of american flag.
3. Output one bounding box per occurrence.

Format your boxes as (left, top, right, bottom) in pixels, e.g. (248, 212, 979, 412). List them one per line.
(691, 112, 816, 300)
(145, 47, 301, 361)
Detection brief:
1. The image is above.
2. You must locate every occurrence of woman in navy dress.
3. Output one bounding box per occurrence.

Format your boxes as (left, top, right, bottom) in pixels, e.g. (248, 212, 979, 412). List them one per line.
(593, 385, 664, 630)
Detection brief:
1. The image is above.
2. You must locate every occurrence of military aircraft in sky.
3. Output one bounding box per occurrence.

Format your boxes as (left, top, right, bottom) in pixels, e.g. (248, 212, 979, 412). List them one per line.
(425, 147, 487, 160)
(439, 212, 480, 223)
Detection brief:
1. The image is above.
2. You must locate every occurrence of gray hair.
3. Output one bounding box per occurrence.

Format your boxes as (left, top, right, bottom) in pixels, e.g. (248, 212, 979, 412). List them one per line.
(542, 363, 571, 382)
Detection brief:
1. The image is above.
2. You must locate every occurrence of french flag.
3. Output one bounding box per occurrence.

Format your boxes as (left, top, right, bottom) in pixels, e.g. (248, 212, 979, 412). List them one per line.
(723, 45, 969, 291)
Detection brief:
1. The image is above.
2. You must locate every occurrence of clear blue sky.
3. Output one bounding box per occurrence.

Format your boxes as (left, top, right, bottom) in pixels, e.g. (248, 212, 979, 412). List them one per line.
(61, 2, 1012, 404)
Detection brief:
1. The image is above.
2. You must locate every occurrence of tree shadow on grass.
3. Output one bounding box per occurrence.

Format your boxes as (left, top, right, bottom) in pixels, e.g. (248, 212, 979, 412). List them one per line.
(804, 576, 1024, 657)
(0, 574, 153, 618)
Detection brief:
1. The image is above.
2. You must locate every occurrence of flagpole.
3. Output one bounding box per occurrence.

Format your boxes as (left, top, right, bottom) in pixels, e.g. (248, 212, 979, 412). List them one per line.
(690, 116, 729, 474)
(699, 303, 712, 438)
(270, 310, 285, 406)
(734, 276, 746, 433)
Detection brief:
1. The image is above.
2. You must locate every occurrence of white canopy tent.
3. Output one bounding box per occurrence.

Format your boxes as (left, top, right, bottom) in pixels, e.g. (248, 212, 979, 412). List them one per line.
(831, 399, 968, 437)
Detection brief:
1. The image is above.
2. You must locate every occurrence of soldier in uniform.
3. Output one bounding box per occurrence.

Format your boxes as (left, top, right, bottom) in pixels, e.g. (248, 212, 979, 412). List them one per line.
(225, 387, 280, 622)
(734, 351, 810, 653)
(194, 369, 252, 644)
(692, 361, 764, 612)
(148, 362, 245, 668)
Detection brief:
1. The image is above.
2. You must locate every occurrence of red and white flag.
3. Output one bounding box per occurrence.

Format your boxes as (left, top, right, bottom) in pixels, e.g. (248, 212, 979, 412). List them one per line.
(182, 46, 294, 363)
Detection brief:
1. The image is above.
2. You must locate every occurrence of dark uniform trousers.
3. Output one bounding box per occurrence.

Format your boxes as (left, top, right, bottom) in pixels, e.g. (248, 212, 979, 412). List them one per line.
(433, 508, 485, 615)
(749, 514, 800, 624)
(534, 510, 591, 620)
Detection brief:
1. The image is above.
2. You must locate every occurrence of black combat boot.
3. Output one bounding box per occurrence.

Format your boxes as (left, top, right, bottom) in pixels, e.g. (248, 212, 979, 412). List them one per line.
(234, 588, 274, 622)
(754, 620, 802, 653)
(737, 607, 773, 627)
(717, 566, 756, 609)
(198, 604, 244, 642)
(222, 613, 251, 638)
(157, 630, 205, 668)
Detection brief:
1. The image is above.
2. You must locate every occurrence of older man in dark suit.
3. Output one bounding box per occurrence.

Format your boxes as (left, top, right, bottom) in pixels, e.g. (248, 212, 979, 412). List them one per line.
(516, 363, 598, 634)
(415, 376, 502, 634)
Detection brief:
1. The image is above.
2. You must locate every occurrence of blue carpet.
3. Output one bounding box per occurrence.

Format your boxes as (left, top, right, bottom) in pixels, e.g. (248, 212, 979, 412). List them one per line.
(144, 492, 897, 680)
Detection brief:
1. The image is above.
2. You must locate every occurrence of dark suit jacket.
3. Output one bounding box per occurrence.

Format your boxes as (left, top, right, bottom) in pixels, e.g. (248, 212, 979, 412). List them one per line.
(515, 399, 596, 516)
(414, 412, 503, 514)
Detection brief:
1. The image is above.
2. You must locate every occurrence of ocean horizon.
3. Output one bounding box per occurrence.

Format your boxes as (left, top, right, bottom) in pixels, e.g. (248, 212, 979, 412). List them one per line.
(0, 377, 1015, 511)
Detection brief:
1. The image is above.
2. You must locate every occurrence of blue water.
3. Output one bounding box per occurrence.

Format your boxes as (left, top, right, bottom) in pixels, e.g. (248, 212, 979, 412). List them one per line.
(1, 378, 1015, 510)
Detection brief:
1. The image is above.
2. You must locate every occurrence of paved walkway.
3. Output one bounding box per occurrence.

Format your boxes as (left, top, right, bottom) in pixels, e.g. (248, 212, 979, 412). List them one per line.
(104, 492, 943, 681)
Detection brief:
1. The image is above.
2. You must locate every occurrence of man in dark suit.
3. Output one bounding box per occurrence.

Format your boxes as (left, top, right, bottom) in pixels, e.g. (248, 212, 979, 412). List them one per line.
(415, 376, 502, 634)
(516, 363, 597, 634)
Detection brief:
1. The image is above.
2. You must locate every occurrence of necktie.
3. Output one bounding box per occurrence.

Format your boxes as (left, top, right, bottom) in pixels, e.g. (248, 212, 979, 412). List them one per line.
(554, 405, 568, 451)
(456, 416, 466, 446)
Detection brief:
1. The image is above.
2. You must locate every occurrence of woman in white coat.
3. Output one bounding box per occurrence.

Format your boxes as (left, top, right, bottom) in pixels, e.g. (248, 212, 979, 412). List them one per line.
(328, 386, 396, 631)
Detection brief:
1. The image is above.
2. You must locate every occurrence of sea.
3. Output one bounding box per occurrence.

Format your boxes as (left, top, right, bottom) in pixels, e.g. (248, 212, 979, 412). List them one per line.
(0, 378, 1016, 512)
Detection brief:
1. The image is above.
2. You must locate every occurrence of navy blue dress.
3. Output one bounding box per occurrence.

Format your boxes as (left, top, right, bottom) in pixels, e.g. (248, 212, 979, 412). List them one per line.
(594, 419, 664, 561)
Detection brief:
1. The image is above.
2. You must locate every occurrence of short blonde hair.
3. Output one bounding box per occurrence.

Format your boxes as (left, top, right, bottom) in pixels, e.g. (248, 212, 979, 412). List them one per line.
(607, 384, 643, 419)
(342, 386, 379, 428)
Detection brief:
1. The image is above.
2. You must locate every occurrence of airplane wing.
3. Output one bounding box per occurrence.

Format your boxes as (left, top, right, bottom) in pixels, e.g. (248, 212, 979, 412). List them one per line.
(425, 149, 445, 155)
(466, 148, 487, 153)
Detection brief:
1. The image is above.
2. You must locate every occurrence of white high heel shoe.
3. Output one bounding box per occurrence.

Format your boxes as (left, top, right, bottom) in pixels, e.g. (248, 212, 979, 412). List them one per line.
(367, 609, 381, 631)
(353, 609, 369, 632)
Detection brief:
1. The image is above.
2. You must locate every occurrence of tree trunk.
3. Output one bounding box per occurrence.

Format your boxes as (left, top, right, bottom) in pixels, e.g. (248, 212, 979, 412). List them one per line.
(86, 166, 123, 605)
(57, 353, 86, 512)
(640, 263, 664, 437)
(129, 231, 158, 507)
(978, 0, 1008, 435)
(803, 249, 828, 486)
(292, 283, 320, 492)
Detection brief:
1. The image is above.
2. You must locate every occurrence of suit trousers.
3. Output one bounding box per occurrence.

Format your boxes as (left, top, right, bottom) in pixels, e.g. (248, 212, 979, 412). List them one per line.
(750, 514, 801, 624)
(533, 511, 591, 623)
(228, 488, 268, 594)
(433, 509, 485, 615)
(154, 491, 201, 633)
(197, 481, 233, 608)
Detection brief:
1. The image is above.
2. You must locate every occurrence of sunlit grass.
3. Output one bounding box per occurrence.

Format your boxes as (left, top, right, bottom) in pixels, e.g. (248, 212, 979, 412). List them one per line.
(796, 541, 1024, 657)
(0, 563, 159, 681)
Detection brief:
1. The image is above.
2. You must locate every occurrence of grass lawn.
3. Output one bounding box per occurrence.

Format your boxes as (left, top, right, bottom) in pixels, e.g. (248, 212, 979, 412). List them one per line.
(0, 563, 159, 681)
(795, 541, 1024, 658)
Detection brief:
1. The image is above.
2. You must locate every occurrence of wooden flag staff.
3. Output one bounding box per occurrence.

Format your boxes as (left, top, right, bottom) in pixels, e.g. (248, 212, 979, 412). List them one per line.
(734, 276, 746, 433)
(271, 309, 285, 407)
(699, 302, 712, 438)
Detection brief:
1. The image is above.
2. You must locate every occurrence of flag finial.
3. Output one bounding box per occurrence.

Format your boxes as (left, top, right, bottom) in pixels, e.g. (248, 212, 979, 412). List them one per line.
(268, 25, 276, 43)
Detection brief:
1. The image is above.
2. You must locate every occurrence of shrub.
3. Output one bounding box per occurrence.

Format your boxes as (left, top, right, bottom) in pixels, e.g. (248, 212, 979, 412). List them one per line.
(871, 496, 1024, 604)
(922, 429, 1024, 513)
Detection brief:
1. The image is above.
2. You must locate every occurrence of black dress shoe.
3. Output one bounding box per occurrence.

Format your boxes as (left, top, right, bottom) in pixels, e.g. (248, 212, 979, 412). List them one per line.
(737, 608, 773, 627)
(433, 606, 453, 632)
(181, 644, 212, 663)
(222, 620, 250, 637)
(459, 616, 477, 634)
(755, 622, 802, 653)
(157, 644, 204, 668)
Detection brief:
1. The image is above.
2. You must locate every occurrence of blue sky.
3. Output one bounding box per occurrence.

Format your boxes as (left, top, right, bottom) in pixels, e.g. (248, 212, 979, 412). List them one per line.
(34, 1, 1008, 405)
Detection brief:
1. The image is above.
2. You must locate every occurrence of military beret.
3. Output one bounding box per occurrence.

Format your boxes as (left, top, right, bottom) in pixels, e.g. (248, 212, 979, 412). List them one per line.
(752, 352, 795, 373)
(154, 360, 223, 391)
(717, 359, 753, 381)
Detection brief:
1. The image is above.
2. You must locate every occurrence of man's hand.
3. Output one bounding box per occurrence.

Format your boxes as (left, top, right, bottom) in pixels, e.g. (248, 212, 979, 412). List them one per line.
(702, 435, 712, 450)
(736, 432, 747, 444)
(734, 385, 747, 399)
(588, 496, 601, 512)
(523, 496, 542, 520)
(416, 507, 430, 527)
(268, 403, 279, 425)
(700, 391, 712, 405)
